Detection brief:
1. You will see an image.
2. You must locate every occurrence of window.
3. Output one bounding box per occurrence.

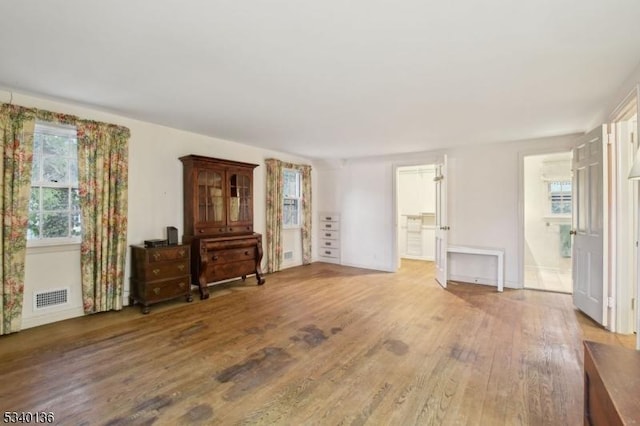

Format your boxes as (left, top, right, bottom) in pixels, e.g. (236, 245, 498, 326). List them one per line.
(283, 169, 301, 228)
(548, 180, 572, 216)
(28, 122, 81, 245)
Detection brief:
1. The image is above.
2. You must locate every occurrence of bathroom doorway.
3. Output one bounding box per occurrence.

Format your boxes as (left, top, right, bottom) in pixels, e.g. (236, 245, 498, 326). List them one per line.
(523, 151, 573, 293)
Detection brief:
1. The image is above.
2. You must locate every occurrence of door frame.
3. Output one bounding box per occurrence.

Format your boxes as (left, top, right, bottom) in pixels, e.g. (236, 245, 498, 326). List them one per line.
(518, 144, 576, 291)
(608, 85, 640, 340)
(391, 153, 445, 272)
(520, 150, 574, 293)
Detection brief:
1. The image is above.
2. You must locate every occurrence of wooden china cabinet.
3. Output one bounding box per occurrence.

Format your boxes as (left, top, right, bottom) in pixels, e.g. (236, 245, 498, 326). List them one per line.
(180, 155, 265, 299)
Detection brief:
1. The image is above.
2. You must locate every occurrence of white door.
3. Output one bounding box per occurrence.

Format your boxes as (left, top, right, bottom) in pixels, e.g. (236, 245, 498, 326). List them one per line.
(435, 156, 448, 288)
(572, 126, 608, 326)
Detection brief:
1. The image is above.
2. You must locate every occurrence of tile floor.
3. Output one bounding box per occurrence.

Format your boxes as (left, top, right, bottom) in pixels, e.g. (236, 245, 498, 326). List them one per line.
(524, 263, 572, 293)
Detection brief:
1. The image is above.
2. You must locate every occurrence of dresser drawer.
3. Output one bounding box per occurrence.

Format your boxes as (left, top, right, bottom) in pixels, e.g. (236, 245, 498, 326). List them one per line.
(319, 248, 340, 259)
(320, 221, 339, 231)
(196, 224, 254, 236)
(206, 260, 256, 282)
(320, 239, 339, 249)
(209, 247, 256, 263)
(320, 230, 339, 240)
(139, 259, 189, 280)
(320, 214, 339, 222)
(147, 246, 189, 263)
(142, 277, 191, 301)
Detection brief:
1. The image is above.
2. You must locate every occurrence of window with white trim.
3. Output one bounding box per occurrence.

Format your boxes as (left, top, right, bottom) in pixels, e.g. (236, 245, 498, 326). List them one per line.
(283, 169, 301, 228)
(548, 180, 572, 216)
(28, 122, 81, 245)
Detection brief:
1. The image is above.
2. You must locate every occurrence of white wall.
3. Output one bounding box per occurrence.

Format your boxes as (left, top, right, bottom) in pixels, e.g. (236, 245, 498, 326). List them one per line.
(1, 90, 315, 329)
(316, 135, 578, 287)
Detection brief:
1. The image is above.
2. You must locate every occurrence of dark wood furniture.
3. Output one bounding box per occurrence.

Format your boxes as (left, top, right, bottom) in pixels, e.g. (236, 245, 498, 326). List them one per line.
(583, 340, 640, 425)
(180, 155, 265, 299)
(129, 244, 192, 313)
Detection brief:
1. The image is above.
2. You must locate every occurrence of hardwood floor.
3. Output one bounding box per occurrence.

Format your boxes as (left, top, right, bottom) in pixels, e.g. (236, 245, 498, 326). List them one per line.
(0, 260, 634, 425)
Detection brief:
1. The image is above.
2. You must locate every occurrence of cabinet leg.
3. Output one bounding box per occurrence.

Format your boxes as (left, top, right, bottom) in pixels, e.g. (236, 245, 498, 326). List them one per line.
(242, 275, 247, 281)
(198, 268, 209, 300)
(186, 293, 193, 303)
(142, 305, 150, 314)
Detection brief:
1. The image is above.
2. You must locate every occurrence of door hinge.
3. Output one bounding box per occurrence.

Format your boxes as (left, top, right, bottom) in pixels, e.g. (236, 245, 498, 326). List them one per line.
(607, 297, 614, 308)
(632, 298, 635, 310)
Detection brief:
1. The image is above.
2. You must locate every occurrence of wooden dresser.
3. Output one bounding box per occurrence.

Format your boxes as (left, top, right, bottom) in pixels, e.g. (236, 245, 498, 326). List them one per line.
(130, 244, 192, 313)
(583, 340, 640, 425)
(180, 155, 265, 299)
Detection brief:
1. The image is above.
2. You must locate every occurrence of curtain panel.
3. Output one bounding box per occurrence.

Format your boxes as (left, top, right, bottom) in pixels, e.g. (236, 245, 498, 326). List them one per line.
(0, 104, 35, 335)
(77, 122, 129, 313)
(265, 159, 283, 273)
(265, 159, 312, 273)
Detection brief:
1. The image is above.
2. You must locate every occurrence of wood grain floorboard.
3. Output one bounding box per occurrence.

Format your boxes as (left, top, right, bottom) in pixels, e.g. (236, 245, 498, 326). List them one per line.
(0, 260, 635, 425)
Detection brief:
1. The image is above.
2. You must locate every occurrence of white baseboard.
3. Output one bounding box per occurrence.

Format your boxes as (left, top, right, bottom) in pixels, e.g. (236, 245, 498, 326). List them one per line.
(21, 306, 85, 330)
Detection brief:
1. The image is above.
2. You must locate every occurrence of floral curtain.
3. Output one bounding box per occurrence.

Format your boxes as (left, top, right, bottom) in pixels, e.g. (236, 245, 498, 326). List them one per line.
(265, 159, 283, 273)
(76, 122, 129, 313)
(299, 164, 312, 264)
(0, 105, 35, 335)
(265, 158, 312, 272)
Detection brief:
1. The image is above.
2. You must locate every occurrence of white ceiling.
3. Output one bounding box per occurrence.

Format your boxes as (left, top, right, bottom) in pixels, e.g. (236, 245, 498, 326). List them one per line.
(1, 1, 639, 160)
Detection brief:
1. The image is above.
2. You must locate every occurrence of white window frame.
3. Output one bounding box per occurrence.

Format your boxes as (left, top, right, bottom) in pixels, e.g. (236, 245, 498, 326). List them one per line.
(283, 168, 301, 229)
(546, 180, 572, 219)
(27, 121, 81, 248)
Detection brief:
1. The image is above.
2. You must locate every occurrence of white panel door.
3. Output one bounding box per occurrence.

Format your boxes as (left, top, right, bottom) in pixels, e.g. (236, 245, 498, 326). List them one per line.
(435, 156, 448, 288)
(572, 126, 607, 326)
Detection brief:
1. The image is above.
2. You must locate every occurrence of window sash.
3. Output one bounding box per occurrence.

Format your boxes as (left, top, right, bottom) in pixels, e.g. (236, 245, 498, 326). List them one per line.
(283, 169, 301, 228)
(28, 122, 81, 245)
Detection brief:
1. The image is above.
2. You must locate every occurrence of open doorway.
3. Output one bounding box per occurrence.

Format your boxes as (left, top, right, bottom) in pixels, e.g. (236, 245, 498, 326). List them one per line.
(523, 152, 573, 293)
(396, 165, 437, 268)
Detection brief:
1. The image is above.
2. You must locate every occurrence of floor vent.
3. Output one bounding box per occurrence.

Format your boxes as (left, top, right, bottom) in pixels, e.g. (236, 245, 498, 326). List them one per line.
(284, 251, 294, 260)
(34, 288, 69, 310)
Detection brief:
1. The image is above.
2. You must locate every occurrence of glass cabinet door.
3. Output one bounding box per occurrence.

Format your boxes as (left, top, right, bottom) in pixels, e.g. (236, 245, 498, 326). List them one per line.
(197, 169, 224, 224)
(228, 171, 252, 224)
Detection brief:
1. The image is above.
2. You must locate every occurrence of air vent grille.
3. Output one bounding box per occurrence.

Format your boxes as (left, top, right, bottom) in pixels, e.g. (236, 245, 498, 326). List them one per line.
(284, 251, 293, 260)
(34, 288, 69, 310)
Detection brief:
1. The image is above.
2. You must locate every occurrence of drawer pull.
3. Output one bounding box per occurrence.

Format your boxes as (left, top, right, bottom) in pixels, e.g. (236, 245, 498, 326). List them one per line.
(326, 224, 332, 228)
(152, 252, 161, 261)
(153, 287, 161, 295)
(325, 216, 332, 220)
(198, 229, 204, 233)
(178, 249, 186, 257)
(325, 233, 331, 237)
(324, 250, 331, 255)
(325, 242, 331, 246)
(219, 228, 224, 232)
(246, 226, 251, 230)
(245, 251, 249, 256)
(178, 282, 185, 288)
(212, 255, 219, 261)
(152, 268, 161, 275)
(177, 264, 185, 271)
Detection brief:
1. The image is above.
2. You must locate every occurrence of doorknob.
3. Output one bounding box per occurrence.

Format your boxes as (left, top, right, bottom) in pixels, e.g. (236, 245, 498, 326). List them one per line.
(440, 226, 450, 231)
(569, 230, 577, 235)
